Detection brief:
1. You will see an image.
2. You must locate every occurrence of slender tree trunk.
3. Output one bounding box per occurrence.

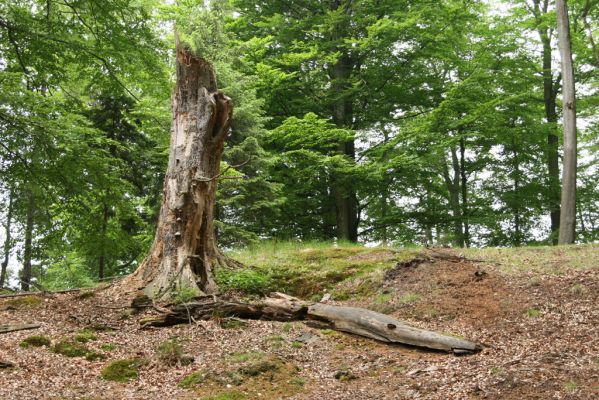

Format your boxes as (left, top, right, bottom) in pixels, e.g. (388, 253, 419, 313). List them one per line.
(0, 191, 14, 287)
(21, 190, 35, 291)
(459, 136, 470, 247)
(442, 148, 464, 248)
(556, 0, 577, 244)
(121, 44, 233, 300)
(512, 140, 522, 247)
(98, 202, 109, 280)
(534, 0, 561, 244)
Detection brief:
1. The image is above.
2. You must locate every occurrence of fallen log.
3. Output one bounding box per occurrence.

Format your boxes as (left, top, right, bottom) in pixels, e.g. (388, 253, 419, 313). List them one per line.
(139, 293, 481, 354)
(0, 323, 41, 334)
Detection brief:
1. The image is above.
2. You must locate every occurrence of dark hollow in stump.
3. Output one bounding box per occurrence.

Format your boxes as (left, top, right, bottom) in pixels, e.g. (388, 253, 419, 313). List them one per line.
(140, 293, 481, 354)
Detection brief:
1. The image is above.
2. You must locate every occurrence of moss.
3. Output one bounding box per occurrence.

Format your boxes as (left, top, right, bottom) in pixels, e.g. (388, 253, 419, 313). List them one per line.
(20, 335, 51, 348)
(238, 359, 280, 377)
(75, 330, 98, 343)
(100, 343, 117, 351)
(100, 359, 143, 382)
(5, 296, 42, 308)
(85, 351, 105, 361)
(178, 370, 208, 389)
(52, 340, 89, 358)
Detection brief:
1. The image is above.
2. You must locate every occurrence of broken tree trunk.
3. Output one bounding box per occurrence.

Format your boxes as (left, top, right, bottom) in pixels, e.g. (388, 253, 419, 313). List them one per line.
(120, 42, 233, 300)
(140, 293, 481, 354)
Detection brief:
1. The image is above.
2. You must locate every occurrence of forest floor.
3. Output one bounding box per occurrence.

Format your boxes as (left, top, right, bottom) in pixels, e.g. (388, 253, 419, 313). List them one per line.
(1, 243, 598, 400)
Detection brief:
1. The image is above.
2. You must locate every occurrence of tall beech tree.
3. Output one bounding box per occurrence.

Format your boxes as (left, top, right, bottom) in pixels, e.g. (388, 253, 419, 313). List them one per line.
(556, 0, 578, 244)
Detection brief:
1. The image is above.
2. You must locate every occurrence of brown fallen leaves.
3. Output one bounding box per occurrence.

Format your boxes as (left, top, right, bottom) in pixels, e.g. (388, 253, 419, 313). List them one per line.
(0, 249, 598, 399)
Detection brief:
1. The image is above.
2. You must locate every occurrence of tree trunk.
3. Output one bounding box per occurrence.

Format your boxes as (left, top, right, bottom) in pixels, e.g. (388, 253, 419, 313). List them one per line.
(533, 0, 561, 244)
(556, 0, 577, 244)
(330, 3, 358, 243)
(98, 202, 109, 280)
(122, 44, 233, 300)
(459, 136, 470, 247)
(442, 147, 464, 248)
(331, 58, 358, 242)
(21, 190, 35, 292)
(0, 190, 13, 287)
(140, 292, 481, 354)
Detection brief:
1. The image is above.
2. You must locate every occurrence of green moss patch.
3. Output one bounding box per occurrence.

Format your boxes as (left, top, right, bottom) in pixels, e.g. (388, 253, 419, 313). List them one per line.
(20, 335, 51, 348)
(53, 340, 89, 357)
(5, 296, 42, 309)
(100, 359, 144, 382)
(75, 330, 98, 343)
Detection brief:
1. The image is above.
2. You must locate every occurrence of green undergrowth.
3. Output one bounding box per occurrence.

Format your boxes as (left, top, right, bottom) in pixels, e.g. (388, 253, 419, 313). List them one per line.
(220, 241, 419, 298)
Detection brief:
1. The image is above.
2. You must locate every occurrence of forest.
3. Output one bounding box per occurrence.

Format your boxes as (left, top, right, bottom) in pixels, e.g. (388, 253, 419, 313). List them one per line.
(0, 1, 598, 399)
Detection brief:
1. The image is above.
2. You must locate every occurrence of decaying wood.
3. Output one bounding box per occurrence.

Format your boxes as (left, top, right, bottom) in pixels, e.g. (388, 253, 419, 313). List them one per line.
(139, 293, 481, 354)
(0, 323, 41, 334)
(0, 289, 82, 299)
(118, 42, 234, 301)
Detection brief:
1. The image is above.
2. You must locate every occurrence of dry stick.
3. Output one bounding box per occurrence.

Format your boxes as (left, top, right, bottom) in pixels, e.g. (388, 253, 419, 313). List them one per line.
(0, 323, 41, 334)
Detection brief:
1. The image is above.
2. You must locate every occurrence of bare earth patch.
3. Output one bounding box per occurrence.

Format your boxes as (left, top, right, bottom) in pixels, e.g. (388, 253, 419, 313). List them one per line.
(1, 248, 598, 399)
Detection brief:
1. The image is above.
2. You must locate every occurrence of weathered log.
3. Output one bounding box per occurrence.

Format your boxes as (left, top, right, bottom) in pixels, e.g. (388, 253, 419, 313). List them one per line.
(0, 323, 41, 334)
(140, 293, 481, 354)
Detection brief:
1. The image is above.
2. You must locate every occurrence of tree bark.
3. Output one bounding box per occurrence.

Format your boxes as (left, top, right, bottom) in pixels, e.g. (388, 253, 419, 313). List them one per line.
(459, 136, 470, 247)
(442, 147, 464, 248)
(21, 190, 35, 291)
(122, 44, 233, 300)
(330, 2, 358, 243)
(98, 202, 109, 280)
(533, 0, 561, 244)
(0, 190, 14, 287)
(556, 0, 577, 244)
